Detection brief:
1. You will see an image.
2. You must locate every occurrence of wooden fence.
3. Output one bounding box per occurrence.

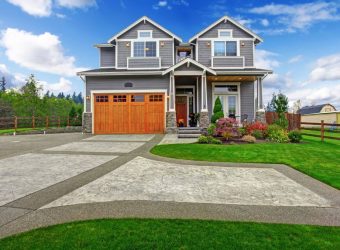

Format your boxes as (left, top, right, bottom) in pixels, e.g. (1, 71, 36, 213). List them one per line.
(265, 112, 301, 131)
(0, 116, 82, 131)
(301, 120, 340, 142)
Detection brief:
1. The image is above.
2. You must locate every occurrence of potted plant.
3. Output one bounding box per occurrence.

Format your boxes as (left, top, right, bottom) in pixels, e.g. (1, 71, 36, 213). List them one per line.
(189, 113, 200, 127)
(178, 119, 185, 127)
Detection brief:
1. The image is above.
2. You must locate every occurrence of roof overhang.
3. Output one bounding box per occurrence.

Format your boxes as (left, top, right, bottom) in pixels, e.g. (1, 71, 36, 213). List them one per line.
(108, 16, 182, 43)
(162, 58, 216, 75)
(189, 16, 263, 44)
(215, 69, 272, 76)
(94, 44, 114, 48)
(77, 70, 163, 76)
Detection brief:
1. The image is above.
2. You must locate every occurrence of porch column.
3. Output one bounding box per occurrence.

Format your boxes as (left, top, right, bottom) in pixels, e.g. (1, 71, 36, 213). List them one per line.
(199, 71, 210, 129)
(259, 77, 263, 109)
(166, 71, 177, 133)
(255, 76, 266, 123)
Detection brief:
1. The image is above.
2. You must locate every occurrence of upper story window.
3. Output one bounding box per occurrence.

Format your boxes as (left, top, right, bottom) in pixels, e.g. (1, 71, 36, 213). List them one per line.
(214, 41, 237, 56)
(138, 30, 152, 38)
(218, 29, 232, 38)
(133, 41, 157, 57)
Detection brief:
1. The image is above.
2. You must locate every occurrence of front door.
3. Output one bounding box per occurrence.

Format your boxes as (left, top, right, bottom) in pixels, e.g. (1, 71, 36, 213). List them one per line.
(176, 96, 187, 127)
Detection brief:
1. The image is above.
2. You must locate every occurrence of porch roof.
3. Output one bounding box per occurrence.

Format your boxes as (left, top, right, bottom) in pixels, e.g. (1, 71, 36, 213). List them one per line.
(162, 58, 216, 75)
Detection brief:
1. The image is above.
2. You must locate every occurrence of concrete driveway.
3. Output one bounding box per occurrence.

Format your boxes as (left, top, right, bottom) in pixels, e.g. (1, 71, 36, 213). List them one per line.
(0, 133, 339, 239)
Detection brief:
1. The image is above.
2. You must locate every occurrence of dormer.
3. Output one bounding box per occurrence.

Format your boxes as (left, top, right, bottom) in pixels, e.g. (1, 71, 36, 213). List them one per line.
(189, 16, 263, 69)
(102, 16, 182, 70)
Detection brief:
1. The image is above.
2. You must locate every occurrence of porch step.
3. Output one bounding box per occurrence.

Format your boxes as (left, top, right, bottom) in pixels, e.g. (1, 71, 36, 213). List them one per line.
(178, 133, 201, 138)
(177, 127, 202, 138)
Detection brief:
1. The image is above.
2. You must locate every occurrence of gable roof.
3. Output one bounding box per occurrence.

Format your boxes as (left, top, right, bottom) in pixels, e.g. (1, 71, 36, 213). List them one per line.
(162, 58, 216, 75)
(298, 104, 336, 115)
(108, 16, 182, 43)
(188, 16, 263, 43)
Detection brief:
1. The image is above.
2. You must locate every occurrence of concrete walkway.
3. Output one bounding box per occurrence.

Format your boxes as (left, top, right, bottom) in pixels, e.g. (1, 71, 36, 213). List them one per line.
(0, 133, 340, 239)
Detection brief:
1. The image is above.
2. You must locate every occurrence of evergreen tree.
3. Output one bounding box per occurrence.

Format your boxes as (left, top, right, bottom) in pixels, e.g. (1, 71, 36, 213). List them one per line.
(65, 94, 71, 100)
(69, 106, 77, 118)
(77, 92, 83, 104)
(211, 97, 224, 123)
(72, 91, 77, 102)
(50, 92, 56, 98)
(44, 90, 50, 98)
(20, 74, 42, 116)
(0, 77, 6, 92)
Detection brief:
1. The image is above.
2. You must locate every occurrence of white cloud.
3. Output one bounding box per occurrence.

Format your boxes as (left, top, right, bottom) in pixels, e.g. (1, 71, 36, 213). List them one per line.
(261, 19, 269, 27)
(250, 2, 340, 33)
(255, 49, 280, 69)
(234, 16, 254, 27)
(40, 77, 72, 93)
(6, 0, 52, 17)
(309, 53, 340, 82)
(0, 63, 26, 88)
(153, 1, 172, 10)
(288, 55, 303, 63)
(0, 28, 86, 77)
(56, 0, 96, 9)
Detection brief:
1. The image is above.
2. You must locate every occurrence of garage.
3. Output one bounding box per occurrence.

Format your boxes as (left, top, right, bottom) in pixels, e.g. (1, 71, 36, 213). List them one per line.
(94, 93, 165, 134)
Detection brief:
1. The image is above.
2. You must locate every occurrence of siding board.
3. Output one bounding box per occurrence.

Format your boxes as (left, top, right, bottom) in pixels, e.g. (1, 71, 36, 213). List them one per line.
(100, 47, 115, 67)
(118, 21, 171, 39)
(240, 82, 255, 121)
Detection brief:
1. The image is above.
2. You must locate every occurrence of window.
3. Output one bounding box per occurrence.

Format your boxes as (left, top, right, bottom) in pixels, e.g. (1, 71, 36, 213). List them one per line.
(113, 95, 127, 102)
(214, 85, 238, 93)
(96, 95, 108, 102)
(218, 30, 232, 38)
(138, 30, 152, 38)
(133, 41, 157, 57)
(149, 95, 163, 102)
(131, 95, 144, 102)
(214, 41, 238, 56)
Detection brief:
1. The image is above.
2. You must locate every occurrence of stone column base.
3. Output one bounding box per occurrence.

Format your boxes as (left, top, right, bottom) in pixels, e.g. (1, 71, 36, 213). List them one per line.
(199, 111, 210, 130)
(255, 109, 266, 123)
(166, 111, 177, 134)
(82, 112, 92, 133)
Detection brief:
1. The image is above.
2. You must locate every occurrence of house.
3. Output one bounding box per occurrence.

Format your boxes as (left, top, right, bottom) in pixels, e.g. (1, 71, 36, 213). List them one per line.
(299, 104, 340, 125)
(78, 16, 272, 134)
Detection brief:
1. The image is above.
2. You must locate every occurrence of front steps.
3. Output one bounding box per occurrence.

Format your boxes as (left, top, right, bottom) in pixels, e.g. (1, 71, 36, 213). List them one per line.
(177, 127, 202, 138)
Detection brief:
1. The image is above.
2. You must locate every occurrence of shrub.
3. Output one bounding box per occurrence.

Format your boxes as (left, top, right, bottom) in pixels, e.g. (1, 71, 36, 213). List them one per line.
(242, 135, 256, 143)
(222, 131, 233, 141)
(238, 127, 247, 136)
(245, 121, 268, 138)
(207, 124, 216, 136)
(198, 135, 209, 144)
(267, 124, 289, 143)
(197, 135, 221, 144)
(252, 130, 263, 139)
(274, 114, 289, 129)
(215, 118, 239, 138)
(211, 97, 224, 123)
(288, 130, 302, 143)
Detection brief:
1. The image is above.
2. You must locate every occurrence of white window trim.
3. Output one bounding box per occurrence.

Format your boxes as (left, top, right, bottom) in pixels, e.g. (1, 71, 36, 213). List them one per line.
(137, 30, 153, 39)
(212, 82, 241, 121)
(90, 89, 168, 134)
(218, 29, 233, 38)
(131, 40, 159, 58)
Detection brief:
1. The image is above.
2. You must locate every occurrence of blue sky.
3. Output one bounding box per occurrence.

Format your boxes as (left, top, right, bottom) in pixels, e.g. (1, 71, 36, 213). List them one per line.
(0, 0, 340, 108)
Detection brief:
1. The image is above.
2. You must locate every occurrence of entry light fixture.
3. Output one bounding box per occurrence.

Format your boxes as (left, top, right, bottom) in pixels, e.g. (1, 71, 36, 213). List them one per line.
(86, 95, 90, 100)
(160, 41, 165, 47)
(206, 42, 211, 47)
(126, 42, 130, 47)
(241, 42, 245, 47)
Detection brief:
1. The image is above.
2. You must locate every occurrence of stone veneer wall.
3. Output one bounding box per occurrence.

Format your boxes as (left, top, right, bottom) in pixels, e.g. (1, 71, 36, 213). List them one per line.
(199, 112, 210, 130)
(166, 111, 177, 133)
(83, 112, 92, 133)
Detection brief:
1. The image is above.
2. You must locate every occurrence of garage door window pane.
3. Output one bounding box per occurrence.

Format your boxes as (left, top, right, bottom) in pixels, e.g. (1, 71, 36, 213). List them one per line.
(149, 95, 163, 102)
(113, 95, 127, 102)
(96, 96, 108, 102)
(131, 95, 144, 102)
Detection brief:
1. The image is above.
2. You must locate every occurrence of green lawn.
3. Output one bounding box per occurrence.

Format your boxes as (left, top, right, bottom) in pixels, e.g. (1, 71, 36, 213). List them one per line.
(0, 219, 339, 249)
(151, 136, 340, 189)
(301, 129, 340, 139)
(0, 127, 45, 135)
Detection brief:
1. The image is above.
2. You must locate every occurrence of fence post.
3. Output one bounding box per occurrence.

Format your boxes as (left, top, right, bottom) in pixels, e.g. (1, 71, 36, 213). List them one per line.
(14, 116, 17, 132)
(58, 116, 60, 128)
(32, 116, 35, 129)
(321, 120, 324, 142)
(46, 116, 49, 129)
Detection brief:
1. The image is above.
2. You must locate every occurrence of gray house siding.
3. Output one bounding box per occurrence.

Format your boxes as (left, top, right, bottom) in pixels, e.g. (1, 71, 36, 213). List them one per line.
(159, 40, 174, 67)
(86, 75, 169, 112)
(197, 40, 211, 67)
(240, 40, 254, 67)
(240, 82, 255, 121)
(118, 20, 171, 39)
(200, 21, 252, 39)
(100, 47, 115, 67)
(117, 41, 130, 68)
(213, 57, 243, 68)
(128, 58, 160, 69)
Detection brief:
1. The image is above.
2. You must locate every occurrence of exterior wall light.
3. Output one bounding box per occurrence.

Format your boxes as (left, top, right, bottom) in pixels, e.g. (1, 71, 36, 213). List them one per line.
(86, 95, 90, 100)
(126, 42, 130, 47)
(160, 41, 165, 47)
(241, 42, 245, 47)
(206, 42, 211, 47)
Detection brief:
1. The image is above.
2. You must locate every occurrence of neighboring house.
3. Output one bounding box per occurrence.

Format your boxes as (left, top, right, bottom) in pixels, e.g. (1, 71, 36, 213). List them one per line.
(299, 104, 340, 125)
(78, 16, 272, 134)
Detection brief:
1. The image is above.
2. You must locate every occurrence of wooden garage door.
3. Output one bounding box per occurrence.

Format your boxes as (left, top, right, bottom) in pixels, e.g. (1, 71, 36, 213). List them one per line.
(94, 93, 165, 134)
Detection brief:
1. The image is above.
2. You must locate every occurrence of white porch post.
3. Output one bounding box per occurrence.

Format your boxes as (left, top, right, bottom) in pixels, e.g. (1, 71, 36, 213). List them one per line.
(201, 71, 208, 112)
(259, 77, 263, 109)
(169, 71, 175, 111)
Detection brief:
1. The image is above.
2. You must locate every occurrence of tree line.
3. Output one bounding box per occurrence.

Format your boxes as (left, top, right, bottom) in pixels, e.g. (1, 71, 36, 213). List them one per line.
(0, 74, 83, 119)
